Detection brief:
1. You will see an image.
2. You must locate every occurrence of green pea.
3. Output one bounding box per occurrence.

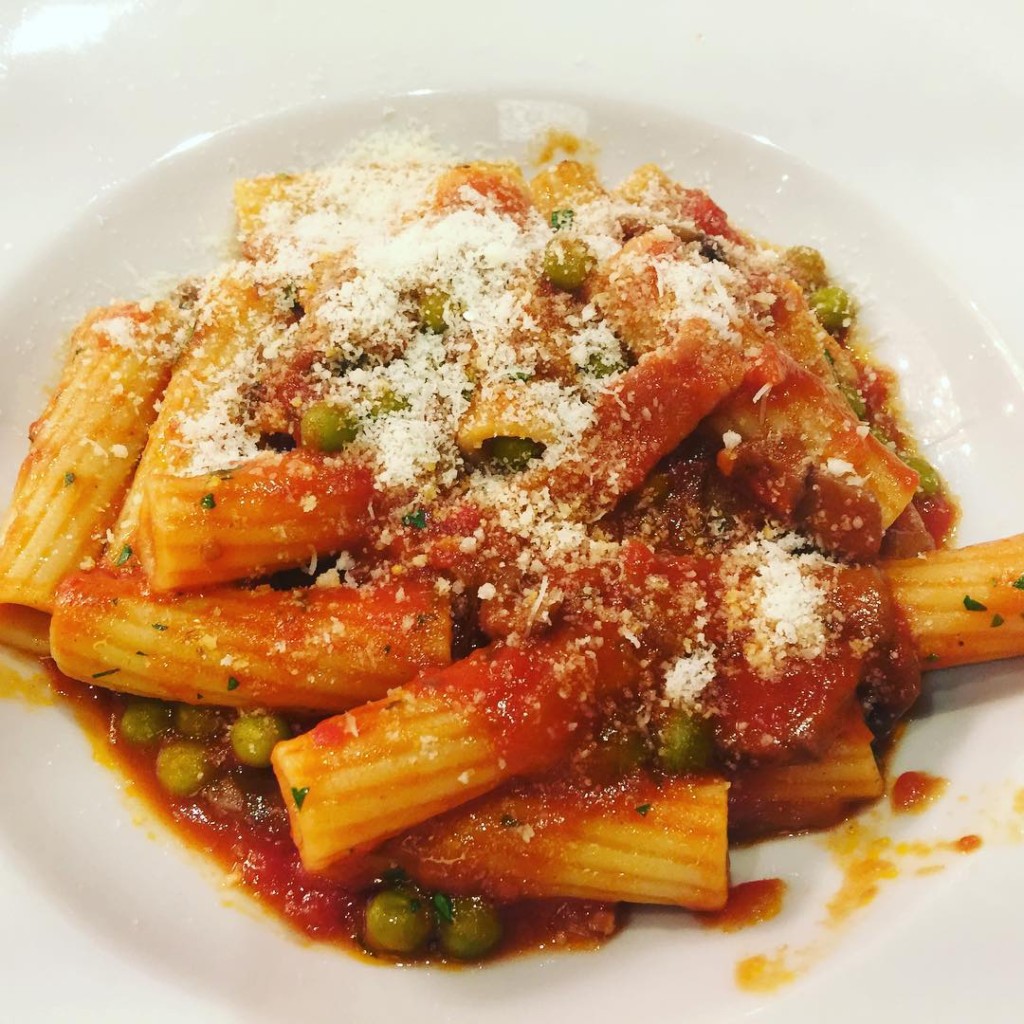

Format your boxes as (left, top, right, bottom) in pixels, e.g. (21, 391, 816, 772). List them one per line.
(437, 895, 503, 960)
(784, 245, 828, 292)
(300, 402, 359, 453)
(657, 710, 714, 774)
(156, 740, 212, 797)
(542, 237, 596, 291)
(418, 290, 453, 334)
(870, 425, 895, 450)
(230, 711, 291, 768)
(369, 390, 411, 417)
(904, 454, 941, 496)
(173, 703, 221, 741)
(119, 698, 172, 746)
(808, 285, 854, 335)
(838, 379, 867, 420)
(364, 888, 434, 955)
(584, 352, 625, 378)
(483, 436, 545, 472)
(592, 723, 650, 779)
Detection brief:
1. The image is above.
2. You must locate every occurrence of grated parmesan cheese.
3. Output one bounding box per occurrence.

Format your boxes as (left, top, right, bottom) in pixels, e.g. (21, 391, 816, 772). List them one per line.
(722, 533, 832, 679)
(663, 646, 718, 709)
(652, 249, 742, 340)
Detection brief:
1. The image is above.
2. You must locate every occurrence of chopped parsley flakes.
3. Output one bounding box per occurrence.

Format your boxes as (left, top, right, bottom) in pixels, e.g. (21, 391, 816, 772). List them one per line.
(401, 509, 427, 530)
(432, 891, 454, 923)
(550, 208, 574, 230)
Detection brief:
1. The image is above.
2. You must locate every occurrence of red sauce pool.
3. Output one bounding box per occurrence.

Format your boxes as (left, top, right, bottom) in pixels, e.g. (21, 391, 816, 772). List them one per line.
(49, 668, 617, 963)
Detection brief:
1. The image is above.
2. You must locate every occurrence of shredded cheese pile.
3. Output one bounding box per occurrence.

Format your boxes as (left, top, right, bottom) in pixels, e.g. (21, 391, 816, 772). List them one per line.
(133, 129, 845, 728)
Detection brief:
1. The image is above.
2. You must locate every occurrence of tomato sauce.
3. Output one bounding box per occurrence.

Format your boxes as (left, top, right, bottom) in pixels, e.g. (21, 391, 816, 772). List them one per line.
(915, 492, 958, 548)
(954, 834, 983, 854)
(36, 390, 944, 965)
(698, 878, 786, 932)
(736, 950, 797, 993)
(13, 160, 965, 966)
(49, 666, 617, 963)
(890, 771, 948, 815)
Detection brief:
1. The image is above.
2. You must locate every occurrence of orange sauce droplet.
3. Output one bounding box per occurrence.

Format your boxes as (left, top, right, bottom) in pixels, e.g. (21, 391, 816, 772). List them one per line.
(735, 810, 985, 995)
(953, 833, 982, 854)
(736, 949, 796, 993)
(827, 850, 899, 925)
(890, 770, 948, 814)
(699, 878, 786, 932)
(825, 822, 899, 925)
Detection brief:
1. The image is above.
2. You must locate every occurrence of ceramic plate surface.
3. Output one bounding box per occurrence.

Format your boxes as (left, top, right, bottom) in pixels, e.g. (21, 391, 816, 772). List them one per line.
(1, 3, 1023, 1021)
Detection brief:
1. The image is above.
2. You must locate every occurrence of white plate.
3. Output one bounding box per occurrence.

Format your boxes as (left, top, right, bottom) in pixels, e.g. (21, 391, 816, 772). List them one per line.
(2, 4, 1023, 1022)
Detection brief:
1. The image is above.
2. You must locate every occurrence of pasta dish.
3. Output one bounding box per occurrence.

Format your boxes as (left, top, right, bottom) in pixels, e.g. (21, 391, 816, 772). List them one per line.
(1, 130, 1021, 962)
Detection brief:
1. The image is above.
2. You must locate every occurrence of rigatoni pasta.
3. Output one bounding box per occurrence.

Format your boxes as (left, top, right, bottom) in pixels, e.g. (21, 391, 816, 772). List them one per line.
(387, 773, 730, 909)
(728, 709, 884, 838)
(50, 572, 451, 710)
(883, 533, 1024, 667)
(272, 627, 638, 870)
(136, 451, 376, 591)
(0, 127, 1017, 965)
(0, 603, 50, 657)
(0, 301, 186, 611)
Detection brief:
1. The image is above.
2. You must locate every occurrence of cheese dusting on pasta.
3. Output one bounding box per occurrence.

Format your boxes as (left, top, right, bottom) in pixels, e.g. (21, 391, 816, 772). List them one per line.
(0, 126, 978, 965)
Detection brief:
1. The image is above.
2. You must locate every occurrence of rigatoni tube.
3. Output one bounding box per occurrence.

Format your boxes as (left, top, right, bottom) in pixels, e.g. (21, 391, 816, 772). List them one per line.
(50, 572, 450, 710)
(728, 710, 883, 839)
(884, 533, 1024, 668)
(272, 628, 639, 872)
(0, 301, 184, 611)
(136, 450, 376, 591)
(388, 772, 729, 910)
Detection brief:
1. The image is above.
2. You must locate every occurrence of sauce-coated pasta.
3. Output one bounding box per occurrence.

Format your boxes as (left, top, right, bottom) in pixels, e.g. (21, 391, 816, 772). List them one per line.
(2, 130, 1021, 963)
